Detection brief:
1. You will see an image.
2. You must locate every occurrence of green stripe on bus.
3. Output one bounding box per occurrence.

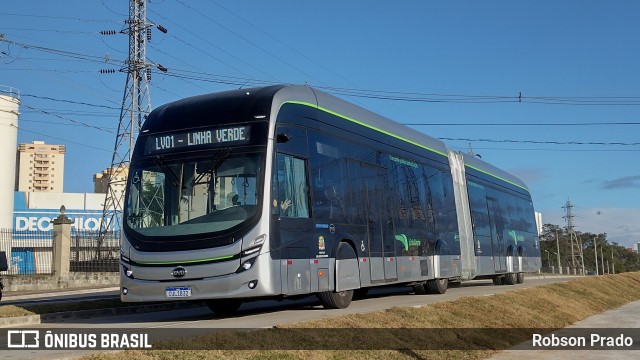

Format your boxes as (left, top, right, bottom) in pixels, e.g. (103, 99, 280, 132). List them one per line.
(283, 101, 448, 157)
(464, 164, 528, 191)
(136, 254, 235, 265)
(281, 100, 529, 192)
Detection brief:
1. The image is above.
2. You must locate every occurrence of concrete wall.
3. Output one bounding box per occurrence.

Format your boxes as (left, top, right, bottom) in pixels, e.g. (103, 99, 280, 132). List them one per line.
(2, 272, 118, 292)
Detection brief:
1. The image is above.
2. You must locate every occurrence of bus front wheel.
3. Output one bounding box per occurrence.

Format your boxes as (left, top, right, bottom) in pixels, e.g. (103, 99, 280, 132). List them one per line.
(318, 289, 353, 309)
(318, 242, 357, 309)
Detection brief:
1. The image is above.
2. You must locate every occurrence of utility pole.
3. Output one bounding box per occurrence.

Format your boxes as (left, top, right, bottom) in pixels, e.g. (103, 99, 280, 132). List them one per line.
(555, 229, 562, 274)
(563, 199, 584, 275)
(611, 251, 615, 274)
(98, 0, 166, 250)
(594, 236, 599, 276)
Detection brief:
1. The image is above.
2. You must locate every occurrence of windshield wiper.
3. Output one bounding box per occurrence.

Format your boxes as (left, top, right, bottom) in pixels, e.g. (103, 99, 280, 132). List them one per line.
(191, 148, 231, 186)
(152, 155, 182, 189)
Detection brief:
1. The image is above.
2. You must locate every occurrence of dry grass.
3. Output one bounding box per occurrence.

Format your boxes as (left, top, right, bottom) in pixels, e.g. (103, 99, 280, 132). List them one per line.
(0, 299, 129, 318)
(75, 272, 640, 359)
(0, 305, 36, 318)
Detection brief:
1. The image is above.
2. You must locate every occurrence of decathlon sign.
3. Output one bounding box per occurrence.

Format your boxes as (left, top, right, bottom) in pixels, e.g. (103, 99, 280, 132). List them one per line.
(13, 212, 112, 232)
(12, 191, 121, 233)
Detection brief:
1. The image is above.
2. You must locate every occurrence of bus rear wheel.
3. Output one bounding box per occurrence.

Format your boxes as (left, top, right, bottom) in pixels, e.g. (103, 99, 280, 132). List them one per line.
(318, 289, 353, 309)
(503, 273, 517, 285)
(425, 278, 448, 294)
(206, 299, 242, 315)
(516, 272, 525, 284)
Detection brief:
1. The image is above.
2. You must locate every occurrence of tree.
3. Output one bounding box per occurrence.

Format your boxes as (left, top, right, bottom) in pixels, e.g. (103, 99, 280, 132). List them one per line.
(540, 223, 640, 273)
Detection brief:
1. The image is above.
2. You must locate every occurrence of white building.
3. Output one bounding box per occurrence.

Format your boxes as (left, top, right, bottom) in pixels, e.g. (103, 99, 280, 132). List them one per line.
(1, 86, 20, 261)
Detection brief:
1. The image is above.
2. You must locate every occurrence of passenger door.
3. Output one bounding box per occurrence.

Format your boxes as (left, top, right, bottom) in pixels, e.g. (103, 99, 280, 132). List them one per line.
(362, 164, 397, 282)
(487, 198, 506, 272)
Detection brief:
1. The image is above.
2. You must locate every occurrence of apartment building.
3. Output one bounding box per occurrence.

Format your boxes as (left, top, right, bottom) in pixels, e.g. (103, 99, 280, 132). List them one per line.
(16, 141, 65, 192)
(93, 165, 129, 202)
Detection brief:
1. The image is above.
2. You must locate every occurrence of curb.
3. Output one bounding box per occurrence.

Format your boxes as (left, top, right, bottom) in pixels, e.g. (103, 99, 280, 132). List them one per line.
(0, 301, 202, 328)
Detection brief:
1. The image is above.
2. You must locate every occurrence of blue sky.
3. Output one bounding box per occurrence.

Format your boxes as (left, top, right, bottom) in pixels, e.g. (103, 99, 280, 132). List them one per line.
(1, 1, 639, 247)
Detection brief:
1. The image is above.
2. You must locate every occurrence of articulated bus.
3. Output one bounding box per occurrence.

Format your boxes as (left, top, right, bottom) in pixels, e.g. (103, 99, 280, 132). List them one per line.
(120, 85, 541, 314)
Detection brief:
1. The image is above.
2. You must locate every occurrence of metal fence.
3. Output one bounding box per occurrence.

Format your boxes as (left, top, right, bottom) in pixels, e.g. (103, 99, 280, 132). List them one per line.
(1, 228, 54, 275)
(70, 230, 120, 272)
(0, 228, 120, 275)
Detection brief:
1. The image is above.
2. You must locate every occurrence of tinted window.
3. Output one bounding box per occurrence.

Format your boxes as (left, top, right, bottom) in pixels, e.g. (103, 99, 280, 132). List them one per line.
(309, 132, 348, 223)
(272, 153, 310, 218)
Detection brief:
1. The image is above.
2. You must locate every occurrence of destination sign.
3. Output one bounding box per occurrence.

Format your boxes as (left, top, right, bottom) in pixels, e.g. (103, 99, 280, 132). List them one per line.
(145, 125, 251, 154)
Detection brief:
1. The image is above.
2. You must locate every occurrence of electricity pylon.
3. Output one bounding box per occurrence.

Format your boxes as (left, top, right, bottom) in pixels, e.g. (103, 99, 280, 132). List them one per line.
(98, 0, 153, 244)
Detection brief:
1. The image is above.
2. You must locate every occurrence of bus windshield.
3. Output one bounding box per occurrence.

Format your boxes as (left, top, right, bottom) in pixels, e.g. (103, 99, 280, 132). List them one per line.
(125, 151, 263, 237)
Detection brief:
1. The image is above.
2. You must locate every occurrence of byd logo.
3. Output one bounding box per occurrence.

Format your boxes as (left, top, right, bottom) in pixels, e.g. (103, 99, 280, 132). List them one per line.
(171, 267, 187, 278)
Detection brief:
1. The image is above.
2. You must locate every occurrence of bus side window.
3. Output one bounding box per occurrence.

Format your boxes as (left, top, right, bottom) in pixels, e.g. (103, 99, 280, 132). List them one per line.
(272, 153, 310, 218)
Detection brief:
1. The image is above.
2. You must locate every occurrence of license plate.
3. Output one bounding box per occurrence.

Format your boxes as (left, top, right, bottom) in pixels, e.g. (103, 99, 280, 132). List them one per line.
(165, 286, 191, 298)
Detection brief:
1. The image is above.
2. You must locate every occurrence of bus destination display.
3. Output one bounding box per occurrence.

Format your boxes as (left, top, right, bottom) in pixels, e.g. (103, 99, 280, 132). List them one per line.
(145, 125, 251, 154)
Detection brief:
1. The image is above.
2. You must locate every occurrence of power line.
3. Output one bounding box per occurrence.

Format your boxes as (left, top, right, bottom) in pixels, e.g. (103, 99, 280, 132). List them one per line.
(19, 118, 117, 129)
(405, 122, 640, 126)
(439, 137, 640, 146)
(207, 0, 357, 87)
(0, 12, 119, 23)
(0, 27, 98, 35)
(5, 35, 640, 108)
(146, 8, 278, 81)
(450, 146, 640, 152)
(0, 37, 124, 65)
(21, 94, 121, 109)
(0, 122, 111, 152)
(21, 109, 117, 118)
(175, 0, 324, 84)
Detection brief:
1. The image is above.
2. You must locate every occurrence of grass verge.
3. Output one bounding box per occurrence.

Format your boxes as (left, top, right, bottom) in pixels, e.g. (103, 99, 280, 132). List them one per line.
(79, 272, 640, 360)
(0, 299, 133, 318)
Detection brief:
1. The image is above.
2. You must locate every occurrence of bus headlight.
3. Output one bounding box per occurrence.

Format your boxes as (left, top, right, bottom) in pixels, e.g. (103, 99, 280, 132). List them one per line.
(249, 234, 266, 247)
(236, 255, 258, 273)
(242, 246, 261, 257)
(122, 265, 134, 279)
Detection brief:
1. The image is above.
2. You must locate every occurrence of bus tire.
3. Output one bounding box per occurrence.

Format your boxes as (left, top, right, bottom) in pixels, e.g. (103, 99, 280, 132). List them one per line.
(318, 289, 353, 309)
(516, 272, 525, 284)
(318, 242, 356, 309)
(503, 272, 517, 285)
(425, 278, 448, 294)
(492, 276, 504, 285)
(206, 299, 242, 315)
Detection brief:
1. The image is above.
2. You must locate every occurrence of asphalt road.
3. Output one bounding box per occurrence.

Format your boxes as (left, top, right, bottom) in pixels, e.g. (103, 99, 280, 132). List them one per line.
(0, 275, 581, 359)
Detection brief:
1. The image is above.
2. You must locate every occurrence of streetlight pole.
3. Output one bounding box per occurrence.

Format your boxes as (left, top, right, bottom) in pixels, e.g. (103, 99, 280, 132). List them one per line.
(594, 236, 599, 276)
(545, 250, 550, 267)
(555, 229, 562, 274)
(611, 250, 615, 274)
